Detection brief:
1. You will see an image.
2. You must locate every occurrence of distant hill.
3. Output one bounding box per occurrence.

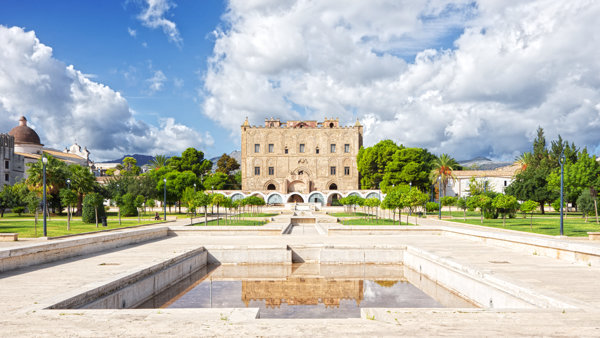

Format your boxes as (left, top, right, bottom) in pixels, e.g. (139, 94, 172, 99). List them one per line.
(458, 156, 513, 170)
(209, 150, 241, 172)
(99, 154, 155, 167)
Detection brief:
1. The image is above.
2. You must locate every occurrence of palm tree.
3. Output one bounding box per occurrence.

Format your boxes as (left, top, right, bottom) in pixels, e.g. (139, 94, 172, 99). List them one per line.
(429, 154, 458, 198)
(149, 154, 168, 170)
(515, 151, 532, 173)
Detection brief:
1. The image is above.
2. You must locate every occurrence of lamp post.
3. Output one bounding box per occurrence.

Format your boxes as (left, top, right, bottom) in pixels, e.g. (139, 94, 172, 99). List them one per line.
(559, 152, 565, 236)
(66, 178, 71, 223)
(117, 183, 121, 225)
(163, 178, 167, 221)
(42, 156, 48, 237)
(438, 176, 442, 220)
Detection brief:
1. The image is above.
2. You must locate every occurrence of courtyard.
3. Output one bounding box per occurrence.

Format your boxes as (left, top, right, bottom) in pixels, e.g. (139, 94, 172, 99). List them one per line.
(1, 206, 600, 337)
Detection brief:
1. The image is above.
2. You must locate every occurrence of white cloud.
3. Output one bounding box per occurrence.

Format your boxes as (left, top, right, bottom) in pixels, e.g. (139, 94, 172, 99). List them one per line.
(202, 0, 600, 160)
(0, 25, 211, 161)
(173, 77, 184, 88)
(128, 27, 137, 37)
(147, 70, 167, 93)
(137, 0, 182, 46)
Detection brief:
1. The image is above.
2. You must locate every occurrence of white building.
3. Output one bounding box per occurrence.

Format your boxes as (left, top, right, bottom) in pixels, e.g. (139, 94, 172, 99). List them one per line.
(446, 164, 520, 197)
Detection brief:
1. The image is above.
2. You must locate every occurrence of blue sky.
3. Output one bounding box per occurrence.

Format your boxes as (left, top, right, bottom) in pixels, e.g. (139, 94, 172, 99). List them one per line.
(1, 1, 599, 161)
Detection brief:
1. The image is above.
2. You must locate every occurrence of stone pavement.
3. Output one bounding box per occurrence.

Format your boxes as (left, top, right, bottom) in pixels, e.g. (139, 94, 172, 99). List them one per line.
(1, 215, 600, 336)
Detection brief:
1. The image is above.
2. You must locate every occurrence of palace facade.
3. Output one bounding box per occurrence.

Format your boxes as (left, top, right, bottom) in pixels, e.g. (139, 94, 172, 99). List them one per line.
(241, 117, 363, 203)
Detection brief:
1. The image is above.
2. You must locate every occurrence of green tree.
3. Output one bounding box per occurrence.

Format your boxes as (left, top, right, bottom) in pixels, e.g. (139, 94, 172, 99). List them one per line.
(506, 167, 554, 214)
(441, 196, 457, 216)
(429, 154, 459, 198)
(467, 195, 491, 224)
(357, 140, 402, 189)
(0, 184, 18, 217)
(577, 189, 596, 223)
(25, 191, 41, 232)
(216, 153, 240, 174)
(119, 193, 138, 217)
(149, 154, 169, 170)
(168, 148, 212, 177)
(519, 200, 539, 230)
(59, 188, 77, 230)
(182, 187, 197, 224)
(547, 149, 598, 209)
(492, 194, 519, 226)
(68, 164, 98, 216)
(382, 185, 409, 225)
(82, 192, 105, 227)
(211, 194, 227, 225)
(134, 195, 145, 222)
(456, 196, 468, 221)
(118, 157, 141, 176)
(379, 147, 435, 193)
(467, 177, 492, 196)
(401, 188, 429, 225)
(204, 172, 230, 191)
(196, 192, 212, 225)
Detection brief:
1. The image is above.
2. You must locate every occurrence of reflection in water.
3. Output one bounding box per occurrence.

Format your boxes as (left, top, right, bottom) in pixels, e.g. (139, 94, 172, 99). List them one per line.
(137, 264, 474, 318)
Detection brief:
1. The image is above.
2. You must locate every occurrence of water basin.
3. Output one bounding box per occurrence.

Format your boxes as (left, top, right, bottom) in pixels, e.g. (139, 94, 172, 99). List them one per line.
(138, 263, 475, 318)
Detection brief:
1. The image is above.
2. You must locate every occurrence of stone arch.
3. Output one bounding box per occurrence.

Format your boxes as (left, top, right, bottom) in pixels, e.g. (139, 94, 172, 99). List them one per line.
(345, 191, 362, 198)
(328, 183, 338, 190)
(287, 193, 305, 203)
(291, 166, 311, 176)
(308, 192, 325, 204)
(267, 193, 283, 205)
(288, 180, 306, 193)
(365, 192, 380, 200)
(267, 184, 276, 190)
(250, 192, 266, 200)
(231, 193, 245, 201)
(263, 180, 278, 191)
(327, 193, 342, 205)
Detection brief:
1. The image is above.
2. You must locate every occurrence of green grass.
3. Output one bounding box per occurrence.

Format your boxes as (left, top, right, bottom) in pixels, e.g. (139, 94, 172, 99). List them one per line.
(340, 218, 412, 226)
(448, 216, 600, 236)
(0, 219, 163, 238)
(329, 212, 372, 217)
(193, 219, 267, 226)
(235, 213, 278, 217)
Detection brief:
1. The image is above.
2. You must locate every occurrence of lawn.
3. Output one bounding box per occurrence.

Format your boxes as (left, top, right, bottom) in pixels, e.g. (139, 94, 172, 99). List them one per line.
(340, 218, 412, 226)
(448, 216, 600, 236)
(329, 212, 372, 217)
(193, 219, 267, 226)
(235, 212, 278, 217)
(0, 219, 163, 238)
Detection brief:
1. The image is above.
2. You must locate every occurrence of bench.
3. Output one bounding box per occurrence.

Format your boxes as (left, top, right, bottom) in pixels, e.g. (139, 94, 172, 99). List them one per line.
(588, 232, 600, 241)
(0, 233, 18, 241)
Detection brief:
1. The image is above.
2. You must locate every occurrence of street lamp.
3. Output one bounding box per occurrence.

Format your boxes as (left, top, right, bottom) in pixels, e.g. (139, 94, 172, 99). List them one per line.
(66, 179, 71, 223)
(163, 178, 167, 221)
(42, 156, 48, 237)
(438, 176, 442, 220)
(559, 152, 565, 236)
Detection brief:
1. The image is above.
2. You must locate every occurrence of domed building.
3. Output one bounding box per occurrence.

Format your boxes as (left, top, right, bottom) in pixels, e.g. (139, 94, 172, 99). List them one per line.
(8, 116, 44, 155)
(1, 116, 95, 181)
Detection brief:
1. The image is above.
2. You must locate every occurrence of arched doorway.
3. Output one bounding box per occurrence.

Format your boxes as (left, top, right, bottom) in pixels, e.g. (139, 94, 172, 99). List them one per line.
(267, 194, 283, 205)
(329, 183, 338, 190)
(288, 180, 306, 193)
(308, 192, 325, 204)
(287, 194, 304, 203)
(327, 193, 342, 206)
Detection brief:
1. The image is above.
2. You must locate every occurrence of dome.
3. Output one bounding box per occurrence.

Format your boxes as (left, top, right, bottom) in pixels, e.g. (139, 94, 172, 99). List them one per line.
(8, 116, 42, 146)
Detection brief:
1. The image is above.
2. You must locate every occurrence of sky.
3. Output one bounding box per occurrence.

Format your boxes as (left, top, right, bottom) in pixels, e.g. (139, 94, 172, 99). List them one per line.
(1, 0, 599, 162)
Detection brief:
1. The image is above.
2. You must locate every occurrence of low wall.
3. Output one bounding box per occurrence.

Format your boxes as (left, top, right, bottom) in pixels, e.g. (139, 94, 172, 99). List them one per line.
(48, 247, 207, 309)
(168, 226, 283, 236)
(0, 227, 169, 273)
(204, 245, 292, 264)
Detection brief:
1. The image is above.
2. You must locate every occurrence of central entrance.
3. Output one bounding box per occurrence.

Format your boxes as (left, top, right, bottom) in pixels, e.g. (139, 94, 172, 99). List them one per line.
(287, 194, 305, 203)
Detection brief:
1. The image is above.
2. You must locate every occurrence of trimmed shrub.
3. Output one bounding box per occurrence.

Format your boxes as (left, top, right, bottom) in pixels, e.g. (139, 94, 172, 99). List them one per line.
(12, 206, 25, 215)
(119, 193, 138, 217)
(82, 193, 106, 223)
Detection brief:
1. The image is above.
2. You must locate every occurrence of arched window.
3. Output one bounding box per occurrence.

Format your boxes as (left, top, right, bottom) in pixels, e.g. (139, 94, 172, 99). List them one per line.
(267, 184, 276, 190)
(329, 183, 338, 190)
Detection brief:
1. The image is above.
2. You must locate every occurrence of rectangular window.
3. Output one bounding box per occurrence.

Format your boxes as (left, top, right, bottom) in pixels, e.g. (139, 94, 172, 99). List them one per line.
(504, 180, 507, 187)
(254, 167, 260, 175)
(268, 167, 274, 175)
(344, 144, 350, 153)
(268, 144, 274, 153)
(4, 173, 8, 182)
(4, 160, 8, 169)
(299, 144, 305, 153)
(254, 144, 260, 153)
(344, 166, 350, 175)
(284, 147, 288, 154)
(316, 148, 319, 154)
(330, 144, 336, 153)
(330, 166, 336, 175)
